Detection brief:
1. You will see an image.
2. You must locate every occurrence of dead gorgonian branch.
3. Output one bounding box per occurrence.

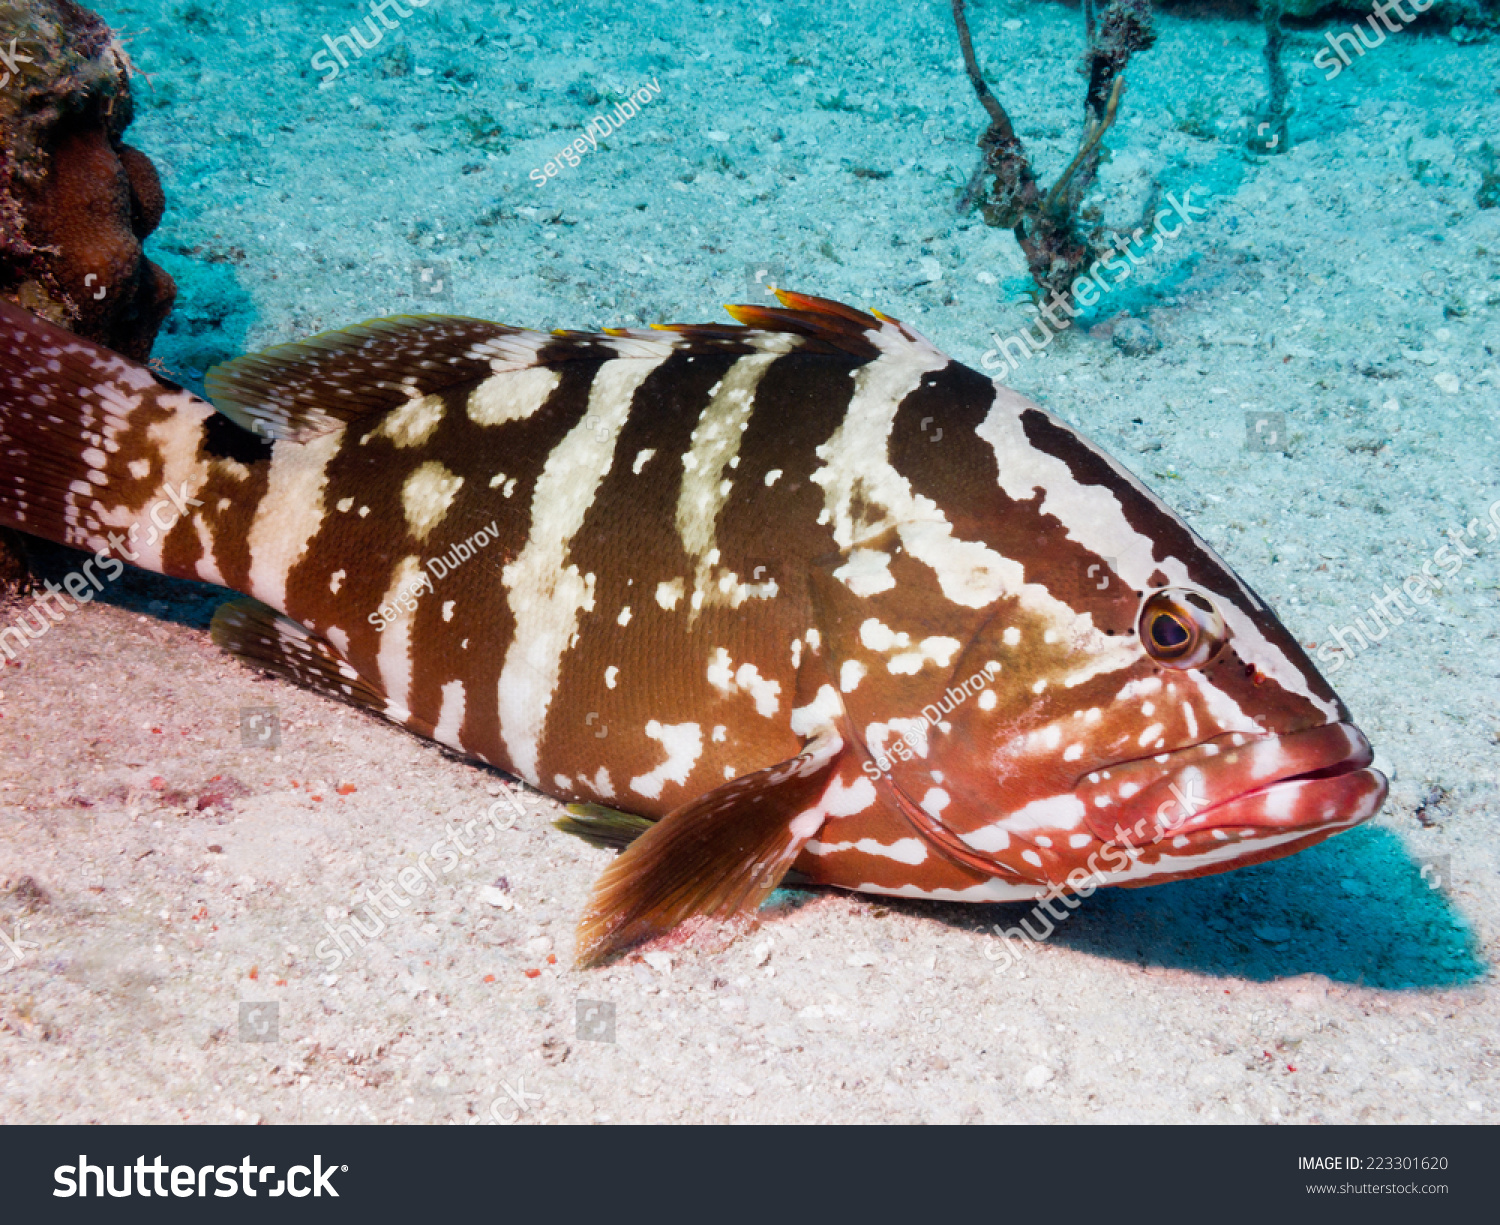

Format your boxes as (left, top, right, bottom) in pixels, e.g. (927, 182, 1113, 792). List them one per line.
(1250, 0, 1290, 155)
(953, 0, 1156, 302)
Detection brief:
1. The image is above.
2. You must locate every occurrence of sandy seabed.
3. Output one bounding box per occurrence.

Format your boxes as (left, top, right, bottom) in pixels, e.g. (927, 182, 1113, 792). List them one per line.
(0, 0, 1496, 1123)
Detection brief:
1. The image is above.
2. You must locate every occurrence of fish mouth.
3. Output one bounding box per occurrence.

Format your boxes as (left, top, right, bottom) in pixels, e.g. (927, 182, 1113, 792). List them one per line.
(1078, 722, 1388, 847)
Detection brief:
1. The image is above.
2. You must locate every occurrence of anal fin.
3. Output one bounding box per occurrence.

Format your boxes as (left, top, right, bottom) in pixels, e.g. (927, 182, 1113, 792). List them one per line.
(210, 598, 387, 715)
(574, 731, 844, 967)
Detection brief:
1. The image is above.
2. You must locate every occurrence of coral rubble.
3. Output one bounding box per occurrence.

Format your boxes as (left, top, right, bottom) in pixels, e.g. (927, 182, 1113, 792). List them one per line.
(0, 0, 175, 359)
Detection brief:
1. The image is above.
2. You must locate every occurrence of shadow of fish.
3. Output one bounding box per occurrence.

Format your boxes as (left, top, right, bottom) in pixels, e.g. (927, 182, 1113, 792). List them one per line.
(0, 292, 1387, 965)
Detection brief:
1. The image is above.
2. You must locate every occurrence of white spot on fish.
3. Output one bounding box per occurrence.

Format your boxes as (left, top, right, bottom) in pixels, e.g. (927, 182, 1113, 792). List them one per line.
(920, 787, 950, 817)
(765, 469, 782, 487)
(822, 775, 877, 817)
(629, 720, 703, 800)
(833, 548, 895, 597)
(978, 690, 998, 711)
(617, 605, 632, 626)
(790, 684, 842, 738)
(840, 659, 867, 693)
(707, 647, 734, 693)
(859, 618, 907, 652)
(888, 635, 963, 675)
(706, 648, 781, 715)
(1007, 794, 1088, 830)
(467, 366, 561, 426)
(330, 569, 345, 594)
(378, 393, 446, 447)
(632, 448, 656, 475)
(1003, 627, 1021, 647)
(961, 824, 1010, 852)
(735, 663, 781, 717)
(605, 665, 618, 689)
(401, 461, 464, 541)
(656, 578, 684, 610)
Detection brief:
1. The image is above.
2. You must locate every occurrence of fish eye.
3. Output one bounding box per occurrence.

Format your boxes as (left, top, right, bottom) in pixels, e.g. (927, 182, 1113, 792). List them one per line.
(1138, 588, 1228, 669)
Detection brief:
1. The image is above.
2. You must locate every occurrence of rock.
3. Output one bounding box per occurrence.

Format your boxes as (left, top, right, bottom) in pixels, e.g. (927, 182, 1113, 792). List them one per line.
(1022, 1064, 1054, 1089)
(1111, 317, 1161, 356)
(0, 0, 177, 361)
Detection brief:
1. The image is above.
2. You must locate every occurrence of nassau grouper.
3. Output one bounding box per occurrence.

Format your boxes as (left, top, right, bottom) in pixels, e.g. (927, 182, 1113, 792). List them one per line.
(0, 292, 1387, 965)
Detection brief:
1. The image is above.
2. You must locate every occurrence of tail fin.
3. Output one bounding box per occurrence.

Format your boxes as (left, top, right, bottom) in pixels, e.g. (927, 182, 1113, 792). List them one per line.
(0, 299, 269, 585)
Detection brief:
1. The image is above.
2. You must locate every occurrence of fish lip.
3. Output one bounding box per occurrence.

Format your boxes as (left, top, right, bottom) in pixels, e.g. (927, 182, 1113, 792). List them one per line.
(1078, 722, 1387, 845)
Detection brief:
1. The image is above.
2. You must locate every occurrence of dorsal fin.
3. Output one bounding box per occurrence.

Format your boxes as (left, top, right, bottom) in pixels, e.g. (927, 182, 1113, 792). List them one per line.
(204, 293, 940, 444)
(715, 290, 938, 362)
(205, 314, 556, 442)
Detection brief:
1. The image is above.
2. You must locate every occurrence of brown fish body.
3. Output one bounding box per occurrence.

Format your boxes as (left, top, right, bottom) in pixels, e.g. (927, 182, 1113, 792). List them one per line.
(0, 294, 1387, 964)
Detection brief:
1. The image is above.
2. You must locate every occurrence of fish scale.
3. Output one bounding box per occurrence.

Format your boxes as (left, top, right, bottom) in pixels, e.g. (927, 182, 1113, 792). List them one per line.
(0, 291, 1387, 965)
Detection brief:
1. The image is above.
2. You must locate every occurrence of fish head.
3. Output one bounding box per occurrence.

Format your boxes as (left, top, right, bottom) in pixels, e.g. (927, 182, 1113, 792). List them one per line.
(815, 400, 1386, 893)
(917, 570, 1387, 891)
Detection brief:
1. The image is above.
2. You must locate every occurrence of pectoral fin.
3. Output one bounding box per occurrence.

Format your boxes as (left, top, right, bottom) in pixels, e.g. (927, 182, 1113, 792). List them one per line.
(211, 598, 388, 716)
(573, 731, 844, 967)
